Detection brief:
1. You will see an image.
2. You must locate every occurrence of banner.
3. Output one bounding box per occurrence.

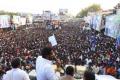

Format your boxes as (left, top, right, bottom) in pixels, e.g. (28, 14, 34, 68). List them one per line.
(0, 15, 10, 28)
(20, 17, 26, 25)
(92, 15, 102, 31)
(42, 11, 51, 20)
(89, 14, 103, 31)
(116, 36, 120, 48)
(59, 9, 68, 15)
(105, 15, 120, 38)
(48, 34, 57, 46)
(26, 15, 33, 24)
(51, 14, 60, 21)
(13, 16, 21, 25)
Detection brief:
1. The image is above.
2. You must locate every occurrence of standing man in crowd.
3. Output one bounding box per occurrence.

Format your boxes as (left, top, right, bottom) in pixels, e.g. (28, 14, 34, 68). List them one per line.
(3, 58, 30, 80)
(61, 66, 75, 80)
(36, 47, 61, 80)
(83, 71, 95, 80)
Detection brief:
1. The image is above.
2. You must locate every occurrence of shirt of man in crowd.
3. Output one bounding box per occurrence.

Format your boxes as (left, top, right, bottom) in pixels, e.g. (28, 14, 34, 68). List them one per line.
(36, 47, 60, 80)
(2, 58, 30, 80)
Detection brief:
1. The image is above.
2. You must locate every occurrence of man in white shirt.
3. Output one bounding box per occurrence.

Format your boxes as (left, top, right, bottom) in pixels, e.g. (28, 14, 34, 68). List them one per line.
(3, 58, 30, 80)
(36, 47, 60, 80)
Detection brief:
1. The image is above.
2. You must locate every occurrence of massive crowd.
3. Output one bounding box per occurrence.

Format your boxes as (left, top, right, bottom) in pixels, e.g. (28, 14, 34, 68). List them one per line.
(0, 22, 120, 79)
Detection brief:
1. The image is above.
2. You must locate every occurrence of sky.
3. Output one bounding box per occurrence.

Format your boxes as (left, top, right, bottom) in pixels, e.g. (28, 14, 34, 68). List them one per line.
(0, 0, 119, 16)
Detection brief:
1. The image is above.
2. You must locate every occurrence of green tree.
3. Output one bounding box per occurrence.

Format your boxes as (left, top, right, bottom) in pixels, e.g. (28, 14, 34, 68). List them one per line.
(88, 4, 101, 12)
(0, 10, 19, 15)
(76, 4, 101, 18)
(76, 8, 88, 18)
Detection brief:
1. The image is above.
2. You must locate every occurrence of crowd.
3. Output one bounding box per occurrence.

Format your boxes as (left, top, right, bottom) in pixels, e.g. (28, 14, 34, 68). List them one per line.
(0, 21, 120, 79)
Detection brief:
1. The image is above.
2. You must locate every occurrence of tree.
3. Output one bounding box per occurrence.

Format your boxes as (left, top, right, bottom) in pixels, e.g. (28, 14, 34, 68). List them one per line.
(88, 4, 101, 12)
(76, 8, 88, 18)
(76, 4, 101, 18)
(0, 10, 19, 15)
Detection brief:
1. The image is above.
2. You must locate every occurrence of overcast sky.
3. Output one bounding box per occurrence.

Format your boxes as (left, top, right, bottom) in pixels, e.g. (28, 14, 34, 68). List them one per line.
(0, 0, 119, 15)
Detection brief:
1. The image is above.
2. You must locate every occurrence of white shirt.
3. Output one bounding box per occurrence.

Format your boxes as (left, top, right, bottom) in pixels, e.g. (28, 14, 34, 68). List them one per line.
(28, 70, 36, 77)
(95, 74, 117, 80)
(92, 66, 99, 74)
(86, 59, 92, 65)
(3, 68, 30, 80)
(36, 56, 59, 80)
(80, 75, 117, 80)
(117, 57, 120, 62)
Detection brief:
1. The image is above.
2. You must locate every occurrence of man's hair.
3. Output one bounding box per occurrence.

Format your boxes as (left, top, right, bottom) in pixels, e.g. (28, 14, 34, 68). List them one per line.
(84, 71, 95, 80)
(11, 58, 21, 68)
(41, 47, 53, 58)
(65, 66, 74, 76)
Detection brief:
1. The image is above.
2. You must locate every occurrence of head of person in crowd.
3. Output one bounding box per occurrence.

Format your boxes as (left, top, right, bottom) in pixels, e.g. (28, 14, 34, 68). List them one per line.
(0, 65, 5, 76)
(83, 71, 95, 80)
(11, 57, 21, 68)
(41, 47, 55, 60)
(65, 66, 75, 76)
(61, 66, 75, 80)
